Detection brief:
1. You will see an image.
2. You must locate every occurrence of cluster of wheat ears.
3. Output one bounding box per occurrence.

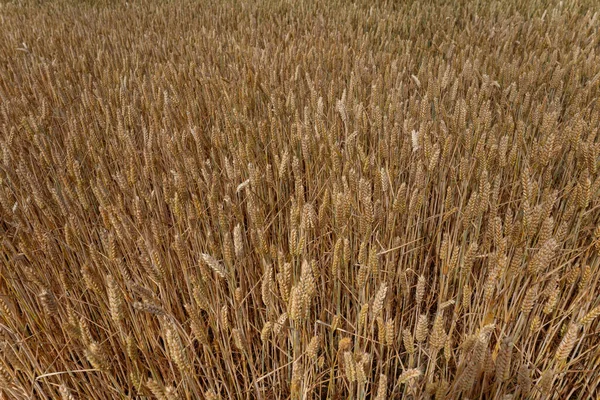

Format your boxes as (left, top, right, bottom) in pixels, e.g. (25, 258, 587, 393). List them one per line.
(0, 0, 600, 399)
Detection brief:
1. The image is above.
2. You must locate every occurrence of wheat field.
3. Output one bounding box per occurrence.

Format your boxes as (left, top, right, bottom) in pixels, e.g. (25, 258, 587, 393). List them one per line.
(1, 0, 600, 399)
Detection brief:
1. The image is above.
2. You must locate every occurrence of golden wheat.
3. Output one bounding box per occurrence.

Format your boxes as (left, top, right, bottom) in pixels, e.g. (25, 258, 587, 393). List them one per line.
(0, 0, 599, 398)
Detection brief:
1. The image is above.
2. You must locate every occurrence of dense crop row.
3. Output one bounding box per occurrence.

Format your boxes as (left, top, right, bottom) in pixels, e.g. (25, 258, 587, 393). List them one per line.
(1, 0, 600, 398)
